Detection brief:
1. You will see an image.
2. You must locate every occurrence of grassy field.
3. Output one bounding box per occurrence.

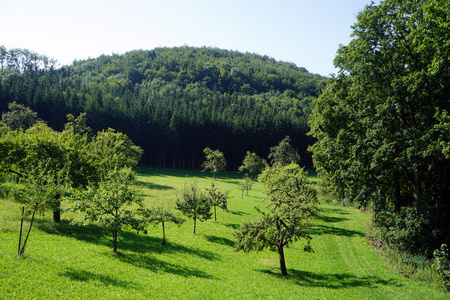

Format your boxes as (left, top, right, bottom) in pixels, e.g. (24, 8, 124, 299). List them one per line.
(0, 167, 448, 299)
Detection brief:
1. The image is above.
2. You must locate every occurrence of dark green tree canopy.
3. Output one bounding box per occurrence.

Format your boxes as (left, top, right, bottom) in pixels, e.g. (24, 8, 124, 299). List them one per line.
(268, 136, 300, 167)
(0, 46, 326, 169)
(309, 0, 450, 254)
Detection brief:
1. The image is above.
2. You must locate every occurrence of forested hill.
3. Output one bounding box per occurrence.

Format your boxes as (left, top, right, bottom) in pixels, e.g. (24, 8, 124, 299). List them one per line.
(0, 46, 328, 169)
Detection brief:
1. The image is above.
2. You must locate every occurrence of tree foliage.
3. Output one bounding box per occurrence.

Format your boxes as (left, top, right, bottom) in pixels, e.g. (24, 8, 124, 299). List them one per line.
(238, 151, 267, 180)
(206, 182, 228, 221)
(201, 147, 226, 180)
(175, 183, 212, 234)
(71, 170, 144, 253)
(0, 46, 326, 169)
(308, 0, 450, 255)
(139, 206, 185, 245)
(268, 136, 300, 167)
(10, 162, 67, 258)
(235, 163, 317, 276)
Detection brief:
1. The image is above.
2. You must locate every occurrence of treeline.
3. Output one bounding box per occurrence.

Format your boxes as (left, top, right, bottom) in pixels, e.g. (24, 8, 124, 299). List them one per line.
(0, 46, 327, 169)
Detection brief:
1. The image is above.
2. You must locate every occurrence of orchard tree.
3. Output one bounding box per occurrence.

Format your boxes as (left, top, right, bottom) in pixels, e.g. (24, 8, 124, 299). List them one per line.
(71, 170, 144, 253)
(238, 151, 267, 180)
(308, 0, 450, 254)
(139, 206, 185, 246)
(239, 175, 253, 199)
(235, 163, 317, 276)
(11, 164, 67, 258)
(201, 147, 226, 180)
(206, 182, 227, 221)
(175, 183, 212, 234)
(268, 136, 300, 167)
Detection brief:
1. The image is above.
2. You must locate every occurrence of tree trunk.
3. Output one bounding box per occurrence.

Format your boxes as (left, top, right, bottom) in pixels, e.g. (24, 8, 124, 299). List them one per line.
(53, 194, 61, 222)
(18, 206, 25, 257)
(278, 244, 288, 276)
(214, 205, 217, 221)
(112, 229, 118, 253)
(193, 215, 196, 234)
(18, 207, 37, 258)
(162, 220, 166, 246)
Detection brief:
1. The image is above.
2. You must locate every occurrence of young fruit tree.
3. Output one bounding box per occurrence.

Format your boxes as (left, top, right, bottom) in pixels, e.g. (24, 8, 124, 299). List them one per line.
(201, 147, 226, 180)
(71, 169, 144, 253)
(235, 163, 317, 276)
(139, 206, 185, 246)
(10, 163, 67, 258)
(238, 151, 267, 180)
(206, 182, 228, 221)
(175, 183, 212, 234)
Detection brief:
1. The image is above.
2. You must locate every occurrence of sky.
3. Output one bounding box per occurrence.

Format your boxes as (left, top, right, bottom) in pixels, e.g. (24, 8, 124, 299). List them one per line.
(1, 0, 378, 77)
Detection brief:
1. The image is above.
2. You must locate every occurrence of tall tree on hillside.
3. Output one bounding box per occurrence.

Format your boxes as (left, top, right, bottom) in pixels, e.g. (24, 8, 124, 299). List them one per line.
(201, 147, 226, 180)
(308, 0, 450, 254)
(235, 163, 317, 276)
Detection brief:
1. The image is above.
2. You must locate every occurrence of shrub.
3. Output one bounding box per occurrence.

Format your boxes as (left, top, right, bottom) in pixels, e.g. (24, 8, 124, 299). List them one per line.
(433, 244, 450, 291)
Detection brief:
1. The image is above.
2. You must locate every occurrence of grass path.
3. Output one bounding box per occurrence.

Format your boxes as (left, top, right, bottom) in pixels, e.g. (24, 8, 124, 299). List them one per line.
(0, 168, 448, 299)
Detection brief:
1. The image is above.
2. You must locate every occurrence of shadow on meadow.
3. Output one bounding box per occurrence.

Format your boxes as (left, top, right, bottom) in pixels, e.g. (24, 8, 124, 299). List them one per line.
(308, 225, 365, 237)
(112, 251, 217, 279)
(35, 219, 220, 261)
(34, 219, 106, 245)
(260, 269, 401, 289)
(59, 267, 142, 290)
(136, 180, 174, 191)
(204, 235, 235, 247)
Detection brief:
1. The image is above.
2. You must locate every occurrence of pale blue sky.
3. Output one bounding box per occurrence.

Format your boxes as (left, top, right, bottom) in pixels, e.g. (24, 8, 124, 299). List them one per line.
(1, 0, 378, 76)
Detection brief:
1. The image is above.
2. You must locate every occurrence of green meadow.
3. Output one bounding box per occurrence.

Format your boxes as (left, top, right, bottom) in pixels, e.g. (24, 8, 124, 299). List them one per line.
(0, 167, 448, 299)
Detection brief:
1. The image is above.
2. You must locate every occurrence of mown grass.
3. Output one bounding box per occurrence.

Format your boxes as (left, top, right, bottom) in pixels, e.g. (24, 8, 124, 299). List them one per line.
(0, 167, 448, 299)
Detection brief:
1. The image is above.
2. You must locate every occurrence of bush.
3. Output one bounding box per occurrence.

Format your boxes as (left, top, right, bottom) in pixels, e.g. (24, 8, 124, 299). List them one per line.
(433, 244, 450, 291)
(373, 207, 439, 257)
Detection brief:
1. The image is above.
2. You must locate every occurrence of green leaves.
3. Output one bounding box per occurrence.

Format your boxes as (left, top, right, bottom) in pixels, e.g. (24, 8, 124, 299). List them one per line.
(235, 163, 318, 275)
(201, 147, 226, 180)
(309, 0, 450, 254)
(175, 183, 212, 234)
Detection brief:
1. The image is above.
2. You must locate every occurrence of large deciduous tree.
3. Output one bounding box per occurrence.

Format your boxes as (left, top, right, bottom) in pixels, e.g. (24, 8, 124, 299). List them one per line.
(308, 0, 450, 254)
(235, 163, 317, 276)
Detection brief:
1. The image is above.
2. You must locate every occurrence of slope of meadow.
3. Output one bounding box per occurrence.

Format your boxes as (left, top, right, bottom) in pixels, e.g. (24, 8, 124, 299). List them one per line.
(0, 168, 448, 299)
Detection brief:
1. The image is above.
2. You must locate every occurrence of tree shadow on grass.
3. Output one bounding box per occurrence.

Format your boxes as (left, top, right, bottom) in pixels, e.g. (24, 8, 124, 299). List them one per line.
(315, 214, 349, 223)
(224, 223, 240, 230)
(308, 225, 365, 237)
(230, 210, 249, 216)
(260, 269, 401, 289)
(204, 235, 235, 247)
(35, 219, 220, 261)
(112, 251, 216, 279)
(35, 219, 106, 245)
(60, 267, 142, 290)
(318, 207, 350, 215)
(136, 180, 174, 191)
(118, 231, 221, 261)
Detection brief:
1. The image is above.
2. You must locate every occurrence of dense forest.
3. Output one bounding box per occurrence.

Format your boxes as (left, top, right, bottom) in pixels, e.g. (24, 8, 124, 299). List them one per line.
(0, 46, 327, 169)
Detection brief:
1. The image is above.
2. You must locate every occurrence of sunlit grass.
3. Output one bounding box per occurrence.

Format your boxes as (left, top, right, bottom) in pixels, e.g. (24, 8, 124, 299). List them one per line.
(0, 167, 448, 299)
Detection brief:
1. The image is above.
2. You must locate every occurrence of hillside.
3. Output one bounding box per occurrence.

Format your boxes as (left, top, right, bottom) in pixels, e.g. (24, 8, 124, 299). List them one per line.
(0, 46, 328, 168)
